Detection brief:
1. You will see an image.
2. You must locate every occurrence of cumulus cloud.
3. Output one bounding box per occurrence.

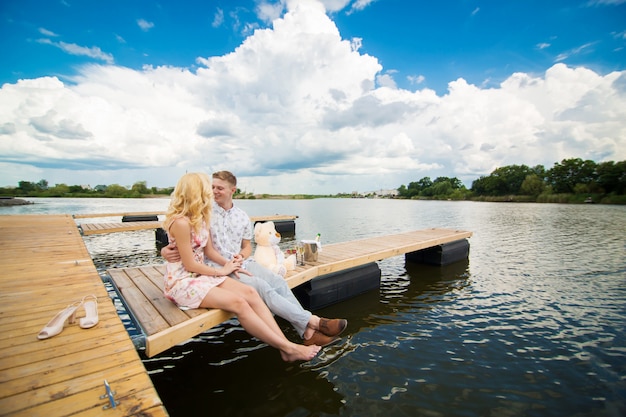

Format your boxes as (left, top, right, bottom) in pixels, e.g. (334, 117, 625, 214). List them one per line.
(0, 0, 624, 193)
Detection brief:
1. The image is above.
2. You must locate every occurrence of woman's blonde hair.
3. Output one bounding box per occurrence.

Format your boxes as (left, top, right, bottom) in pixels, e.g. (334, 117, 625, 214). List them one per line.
(164, 172, 212, 234)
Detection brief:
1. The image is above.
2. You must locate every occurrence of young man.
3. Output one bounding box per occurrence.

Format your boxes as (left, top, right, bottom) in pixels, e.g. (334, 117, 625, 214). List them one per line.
(162, 171, 347, 346)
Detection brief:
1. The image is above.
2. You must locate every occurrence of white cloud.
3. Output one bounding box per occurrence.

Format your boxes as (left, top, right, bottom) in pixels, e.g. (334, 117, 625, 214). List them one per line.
(212, 8, 225, 27)
(39, 27, 58, 37)
(137, 19, 154, 31)
(613, 30, 626, 40)
(257, 1, 285, 23)
(586, 0, 626, 5)
(1, 1, 624, 193)
(350, 37, 362, 52)
(407, 74, 425, 85)
(555, 42, 596, 62)
(36, 38, 114, 64)
(376, 73, 397, 89)
(350, 0, 377, 13)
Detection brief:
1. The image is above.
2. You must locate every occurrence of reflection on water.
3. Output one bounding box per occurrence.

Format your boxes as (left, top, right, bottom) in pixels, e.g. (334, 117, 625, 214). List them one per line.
(6, 198, 626, 416)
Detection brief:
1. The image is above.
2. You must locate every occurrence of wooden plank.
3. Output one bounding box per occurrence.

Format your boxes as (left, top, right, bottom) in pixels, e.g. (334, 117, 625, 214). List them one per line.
(144, 309, 234, 358)
(107, 269, 171, 335)
(0, 214, 168, 417)
(107, 227, 472, 358)
(73, 211, 165, 219)
(79, 221, 163, 235)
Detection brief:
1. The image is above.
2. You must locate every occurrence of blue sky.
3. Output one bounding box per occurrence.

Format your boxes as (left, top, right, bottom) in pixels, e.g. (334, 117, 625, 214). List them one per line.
(0, 0, 625, 194)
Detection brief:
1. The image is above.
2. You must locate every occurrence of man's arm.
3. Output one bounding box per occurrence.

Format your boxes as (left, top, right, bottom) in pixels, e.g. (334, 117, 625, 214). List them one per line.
(161, 243, 181, 262)
(239, 239, 252, 260)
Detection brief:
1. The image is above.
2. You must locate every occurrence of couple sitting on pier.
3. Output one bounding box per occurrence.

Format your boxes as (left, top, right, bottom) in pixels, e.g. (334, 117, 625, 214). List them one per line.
(161, 171, 347, 362)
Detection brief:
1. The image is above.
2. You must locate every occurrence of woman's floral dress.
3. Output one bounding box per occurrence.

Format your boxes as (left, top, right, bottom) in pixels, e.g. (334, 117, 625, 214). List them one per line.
(164, 219, 226, 309)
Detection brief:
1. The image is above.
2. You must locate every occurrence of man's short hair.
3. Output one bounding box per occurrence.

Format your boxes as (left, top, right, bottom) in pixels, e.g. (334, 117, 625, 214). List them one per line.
(213, 170, 237, 187)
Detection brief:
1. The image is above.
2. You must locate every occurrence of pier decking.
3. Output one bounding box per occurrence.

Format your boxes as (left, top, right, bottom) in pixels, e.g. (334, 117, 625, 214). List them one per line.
(75, 212, 298, 236)
(107, 228, 472, 358)
(0, 215, 167, 417)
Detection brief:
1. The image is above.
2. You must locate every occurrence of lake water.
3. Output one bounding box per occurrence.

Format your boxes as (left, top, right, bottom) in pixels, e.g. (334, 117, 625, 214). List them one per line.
(5, 198, 626, 416)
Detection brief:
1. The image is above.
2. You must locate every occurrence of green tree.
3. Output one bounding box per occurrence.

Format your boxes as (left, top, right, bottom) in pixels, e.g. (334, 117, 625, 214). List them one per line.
(36, 179, 49, 190)
(18, 181, 36, 193)
(471, 173, 507, 196)
(596, 160, 626, 194)
(105, 184, 129, 197)
(520, 174, 546, 196)
(546, 158, 597, 194)
(68, 185, 87, 193)
(430, 181, 452, 196)
(47, 184, 70, 196)
(131, 181, 150, 195)
(472, 165, 543, 196)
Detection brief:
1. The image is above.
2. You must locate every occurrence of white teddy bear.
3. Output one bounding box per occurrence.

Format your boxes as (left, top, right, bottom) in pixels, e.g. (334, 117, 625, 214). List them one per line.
(253, 221, 297, 277)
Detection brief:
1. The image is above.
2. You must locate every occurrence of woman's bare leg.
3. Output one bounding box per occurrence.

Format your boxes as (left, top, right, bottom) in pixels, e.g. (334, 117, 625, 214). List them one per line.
(230, 279, 287, 337)
(200, 279, 320, 362)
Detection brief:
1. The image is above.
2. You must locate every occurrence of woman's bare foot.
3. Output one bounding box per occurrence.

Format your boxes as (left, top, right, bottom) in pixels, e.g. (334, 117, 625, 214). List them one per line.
(280, 343, 321, 362)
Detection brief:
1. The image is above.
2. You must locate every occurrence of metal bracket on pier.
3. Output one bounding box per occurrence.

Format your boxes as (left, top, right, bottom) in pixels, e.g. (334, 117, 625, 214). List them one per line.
(100, 379, 119, 410)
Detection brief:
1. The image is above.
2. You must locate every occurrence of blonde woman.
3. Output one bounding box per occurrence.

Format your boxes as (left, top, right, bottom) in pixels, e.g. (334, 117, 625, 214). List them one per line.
(163, 173, 320, 362)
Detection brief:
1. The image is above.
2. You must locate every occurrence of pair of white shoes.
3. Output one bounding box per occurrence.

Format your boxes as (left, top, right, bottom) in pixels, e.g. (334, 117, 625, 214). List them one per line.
(37, 295, 99, 340)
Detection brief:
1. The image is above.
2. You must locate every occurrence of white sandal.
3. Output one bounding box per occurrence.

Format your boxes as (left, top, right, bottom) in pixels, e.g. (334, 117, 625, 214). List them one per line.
(79, 295, 99, 329)
(37, 300, 82, 340)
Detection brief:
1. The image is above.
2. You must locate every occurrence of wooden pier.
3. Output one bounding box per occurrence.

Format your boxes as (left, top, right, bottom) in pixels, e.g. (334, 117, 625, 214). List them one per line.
(0, 215, 167, 417)
(107, 228, 472, 358)
(0, 212, 472, 416)
(75, 212, 298, 236)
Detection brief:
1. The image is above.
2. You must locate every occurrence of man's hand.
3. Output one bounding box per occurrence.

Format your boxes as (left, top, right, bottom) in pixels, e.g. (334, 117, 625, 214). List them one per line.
(230, 255, 252, 279)
(161, 243, 181, 262)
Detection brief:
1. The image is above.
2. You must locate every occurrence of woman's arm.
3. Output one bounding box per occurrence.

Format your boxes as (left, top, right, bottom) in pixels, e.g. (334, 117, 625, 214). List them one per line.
(204, 233, 230, 266)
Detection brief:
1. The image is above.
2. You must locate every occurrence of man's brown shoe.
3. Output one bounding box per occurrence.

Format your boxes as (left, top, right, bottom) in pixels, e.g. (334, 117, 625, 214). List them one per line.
(319, 318, 347, 337)
(303, 330, 339, 347)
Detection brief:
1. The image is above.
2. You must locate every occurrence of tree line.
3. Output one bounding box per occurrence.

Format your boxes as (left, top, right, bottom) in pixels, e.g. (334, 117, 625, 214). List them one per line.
(0, 180, 175, 198)
(2, 158, 625, 203)
(398, 158, 626, 204)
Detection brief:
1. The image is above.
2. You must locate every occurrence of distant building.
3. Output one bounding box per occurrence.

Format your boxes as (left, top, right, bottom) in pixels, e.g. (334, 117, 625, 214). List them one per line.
(373, 189, 399, 198)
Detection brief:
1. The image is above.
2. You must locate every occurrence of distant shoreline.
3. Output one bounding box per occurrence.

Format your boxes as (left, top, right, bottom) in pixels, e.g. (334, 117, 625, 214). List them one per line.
(1, 194, 623, 205)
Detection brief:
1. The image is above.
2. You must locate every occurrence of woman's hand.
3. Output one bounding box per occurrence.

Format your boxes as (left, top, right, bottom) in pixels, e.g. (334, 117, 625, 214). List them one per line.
(220, 258, 242, 275)
(222, 257, 252, 278)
